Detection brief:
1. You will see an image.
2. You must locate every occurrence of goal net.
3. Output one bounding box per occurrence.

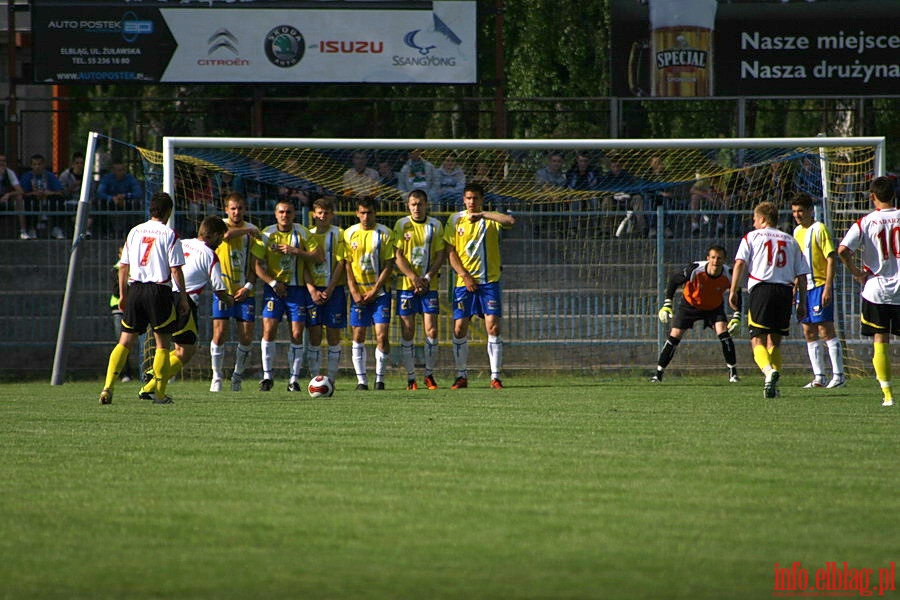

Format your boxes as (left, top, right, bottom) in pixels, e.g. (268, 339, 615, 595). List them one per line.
(118, 136, 883, 380)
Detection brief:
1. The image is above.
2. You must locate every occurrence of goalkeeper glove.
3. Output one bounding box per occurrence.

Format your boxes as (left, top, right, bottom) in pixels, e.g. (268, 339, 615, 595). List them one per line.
(727, 313, 741, 335)
(658, 300, 673, 324)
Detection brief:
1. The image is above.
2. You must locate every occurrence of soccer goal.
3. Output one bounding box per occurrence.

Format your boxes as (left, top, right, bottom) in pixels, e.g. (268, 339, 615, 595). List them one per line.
(145, 135, 884, 377)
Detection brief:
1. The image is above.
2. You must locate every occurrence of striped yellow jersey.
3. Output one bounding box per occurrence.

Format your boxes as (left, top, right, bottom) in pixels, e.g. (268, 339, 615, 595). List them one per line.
(343, 223, 395, 297)
(793, 221, 836, 289)
(392, 216, 445, 291)
(444, 211, 510, 285)
(260, 223, 319, 287)
(309, 224, 346, 287)
(215, 220, 266, 295)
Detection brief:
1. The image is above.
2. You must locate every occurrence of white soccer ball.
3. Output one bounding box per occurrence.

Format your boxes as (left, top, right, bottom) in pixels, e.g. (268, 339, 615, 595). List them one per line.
(308, 375, 334, 398)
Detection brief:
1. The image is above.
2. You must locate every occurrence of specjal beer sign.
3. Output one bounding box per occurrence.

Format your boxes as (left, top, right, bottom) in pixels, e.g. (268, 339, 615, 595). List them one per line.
(611, 0, 900, 97)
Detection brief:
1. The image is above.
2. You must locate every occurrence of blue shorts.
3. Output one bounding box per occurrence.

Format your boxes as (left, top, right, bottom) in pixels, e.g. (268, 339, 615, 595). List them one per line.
(350, 292, 392, 327)
(308, 285, 347, 329)
(211, 296, 256, 322)
(396, 289, 440, 316)
(453, 281, 503, 320)
(261, 284, 310, 323)
(800, 285, 835, 325)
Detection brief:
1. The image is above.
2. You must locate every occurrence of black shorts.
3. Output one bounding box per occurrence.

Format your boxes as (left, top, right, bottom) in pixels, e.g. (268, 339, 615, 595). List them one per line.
(747, 283, 793, 336)
(860, 299, 900, 336)
(673, 301, 726, 331)
(172, 297, 199, 345)
(121, 282, 178, 335)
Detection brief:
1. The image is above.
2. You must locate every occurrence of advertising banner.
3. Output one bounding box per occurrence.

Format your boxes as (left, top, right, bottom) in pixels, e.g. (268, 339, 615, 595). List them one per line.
(31, 0, 476, 84)
(611, 0, 899, 97)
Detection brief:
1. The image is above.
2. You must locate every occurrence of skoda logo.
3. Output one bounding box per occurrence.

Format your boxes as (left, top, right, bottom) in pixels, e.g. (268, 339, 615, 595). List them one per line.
(265, 25, 305, 68)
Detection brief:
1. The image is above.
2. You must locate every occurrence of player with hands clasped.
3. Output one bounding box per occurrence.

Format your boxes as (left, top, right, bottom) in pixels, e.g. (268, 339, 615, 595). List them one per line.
(255, 200, 324, 392)
(393, 189, 446, 390)
(791, 193, 845, 389)
(837, 176, 900, 407)
(730, 201, 809, 399)
(651, 245, 741, 384)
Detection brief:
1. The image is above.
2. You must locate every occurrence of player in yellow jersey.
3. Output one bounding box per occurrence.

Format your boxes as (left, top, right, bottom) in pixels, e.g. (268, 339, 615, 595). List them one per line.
(444, 183, 516, 389)
(791, 193, 845, 389)
(306, 196, 347, 384)
(255, 200, 323, 392)
(344, 197, 395, 390)
(393, 189, 446, 390)
(210, 192, 265, 392)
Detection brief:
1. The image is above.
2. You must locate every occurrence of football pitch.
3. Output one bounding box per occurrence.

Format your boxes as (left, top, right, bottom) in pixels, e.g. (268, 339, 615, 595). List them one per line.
(1, 374, 897, 599)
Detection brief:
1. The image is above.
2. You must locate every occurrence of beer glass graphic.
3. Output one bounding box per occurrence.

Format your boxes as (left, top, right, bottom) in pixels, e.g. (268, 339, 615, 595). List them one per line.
(628, 0, 717, 97)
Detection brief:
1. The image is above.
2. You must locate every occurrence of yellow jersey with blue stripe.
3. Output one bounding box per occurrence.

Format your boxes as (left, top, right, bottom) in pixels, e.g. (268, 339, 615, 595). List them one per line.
(793, 221, 836, 289)
(309, 224, 346, 288)
(261, 223, 319, 287)
(444, 211, 510, 285)
(215, 220, 266, 296)
(344, 223, 395, 297)
(393, 216, 445, 291)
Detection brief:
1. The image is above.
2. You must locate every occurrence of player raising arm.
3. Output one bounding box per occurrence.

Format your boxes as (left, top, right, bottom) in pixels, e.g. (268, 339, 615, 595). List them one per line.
(444, 183, 515, 389)
(729, 201, 808, 399)
(652, 245, 740, 384)
(837, 176, 900, 407)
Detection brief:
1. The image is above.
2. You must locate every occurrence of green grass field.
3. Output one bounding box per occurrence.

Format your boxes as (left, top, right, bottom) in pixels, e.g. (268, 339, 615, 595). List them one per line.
(1, 374, 897, 599)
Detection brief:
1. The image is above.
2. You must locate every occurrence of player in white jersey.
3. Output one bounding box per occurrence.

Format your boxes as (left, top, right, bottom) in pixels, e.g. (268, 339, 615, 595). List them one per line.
(393, 189, 446, 390)
(139, 216, 234, 399)
(837, 176, 900, 406)
(791, 193, 845, 389)
(730, 201, 809, 399)
(99, 192, 189, 405)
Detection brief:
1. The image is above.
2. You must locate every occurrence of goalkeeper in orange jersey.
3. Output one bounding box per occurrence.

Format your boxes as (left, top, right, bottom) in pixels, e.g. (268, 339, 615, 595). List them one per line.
(651, 245, 741, 383)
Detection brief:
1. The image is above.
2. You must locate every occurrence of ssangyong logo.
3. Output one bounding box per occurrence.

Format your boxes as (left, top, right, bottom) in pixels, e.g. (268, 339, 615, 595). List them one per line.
(265, 25, 305, 68)
(395, 13, 462, 67)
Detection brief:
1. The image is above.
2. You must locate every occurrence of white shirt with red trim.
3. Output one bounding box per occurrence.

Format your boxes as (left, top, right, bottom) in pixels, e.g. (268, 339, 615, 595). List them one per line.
(120, 219, 184, 286)
(176, 237, 225, 304)
(839, 207, 900, 304)
(735, 226, 808, 291)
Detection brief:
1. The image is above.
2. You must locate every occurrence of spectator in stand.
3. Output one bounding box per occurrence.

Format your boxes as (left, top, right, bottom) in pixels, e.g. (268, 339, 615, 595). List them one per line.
(641, 155, 678, 239)
(59, 152, 91, 238)
(97, 160, 142, 210)
(535, 152, 566, 189)
(377, 160, 398, 187)
(21, 154, 65, 240)
(565, 152, 601, 234)
(689, 174, 728, 237)
(0, 153, 28, 239)
(342, 151, 380, 198)
(599, 159, 645, 237)
(399, 149, 439, 207)
(214, 171, 245, 206)
(435, 153, 466, 212)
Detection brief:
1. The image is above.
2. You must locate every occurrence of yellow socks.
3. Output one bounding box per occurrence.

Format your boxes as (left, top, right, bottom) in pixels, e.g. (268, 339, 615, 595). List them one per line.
(873, 343, 892, 400)
(141, 353, 184, 395)
(753, 344, 772, 374)
(153, 348, 171, 398)
(103, 344, 130, 390)
(769, 346, 783, 372)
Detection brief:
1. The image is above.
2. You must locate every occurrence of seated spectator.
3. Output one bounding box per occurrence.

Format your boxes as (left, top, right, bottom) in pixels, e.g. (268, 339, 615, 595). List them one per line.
(435, 153, 466, 211)
(215, 170, 245, 206)
(0, 153, 28, 239)
(342, 151, 379, 198)
(689, 174, 727, 236)
(21, 154, 65, 240)
(377, 160, 399, 188)
(641, 155, 674, 238)
(535, 152, 566, 189)
(398, 149, 439, 208)
(59, 152, 91, 238)
(598, 159, 645, 237)
(97, 160, 142, 210)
